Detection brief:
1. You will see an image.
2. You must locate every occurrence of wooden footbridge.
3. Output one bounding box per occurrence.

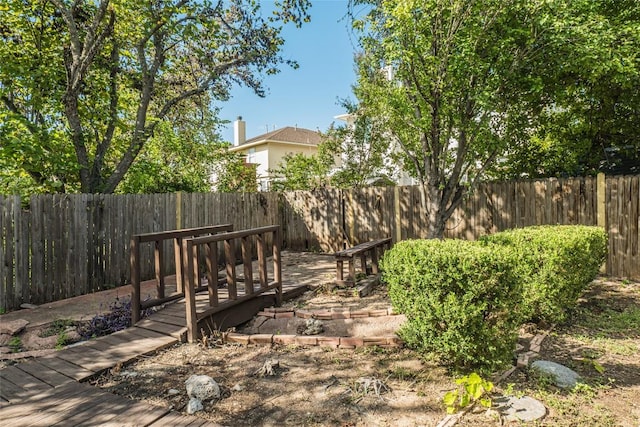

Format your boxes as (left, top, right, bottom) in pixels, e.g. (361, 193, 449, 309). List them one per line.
(0, 224, 329, 425)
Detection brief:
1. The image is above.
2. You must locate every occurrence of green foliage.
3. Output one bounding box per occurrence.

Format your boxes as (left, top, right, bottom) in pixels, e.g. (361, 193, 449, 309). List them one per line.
(0, 0, 310, 194)
(443, 373, 494, 414)
(8, 336, 21, 353)
(270, 151, 333, 191)
(323, 99, 395, 188)
(39, 319, 76, 338)
(380, 239, 522, 373)
(481, 226, 608, 324)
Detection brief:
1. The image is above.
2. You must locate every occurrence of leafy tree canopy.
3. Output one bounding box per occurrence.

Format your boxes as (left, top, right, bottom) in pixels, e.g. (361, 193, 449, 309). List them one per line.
(0, 0, 310, 195)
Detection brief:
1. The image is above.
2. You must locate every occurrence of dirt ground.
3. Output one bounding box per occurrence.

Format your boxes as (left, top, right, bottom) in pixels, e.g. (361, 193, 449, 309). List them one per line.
(2, 273, 639, 426)
(85, 277, 639, 427)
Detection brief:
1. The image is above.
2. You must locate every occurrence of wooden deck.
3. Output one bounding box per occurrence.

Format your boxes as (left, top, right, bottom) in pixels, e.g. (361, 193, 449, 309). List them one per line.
(0, 252, 335, 425)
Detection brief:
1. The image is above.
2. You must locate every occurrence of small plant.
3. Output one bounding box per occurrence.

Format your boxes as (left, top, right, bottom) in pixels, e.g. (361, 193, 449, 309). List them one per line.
(79, 297, 153, 340)
(443, 373, 494, 414)
(40, 318, 76, 338)
(55, 331, 70, 350)
(8, 336, 22, 353)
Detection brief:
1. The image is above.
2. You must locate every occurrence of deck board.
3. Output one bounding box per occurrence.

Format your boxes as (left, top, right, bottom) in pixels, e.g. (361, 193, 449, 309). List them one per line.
(13, 360, 75, 388)
(37, 355, 97, 381)
(0, 365, 51, 394)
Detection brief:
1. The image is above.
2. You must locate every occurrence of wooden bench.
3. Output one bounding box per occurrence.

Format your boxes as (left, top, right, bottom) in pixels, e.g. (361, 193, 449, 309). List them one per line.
(334, 237, 392, 284)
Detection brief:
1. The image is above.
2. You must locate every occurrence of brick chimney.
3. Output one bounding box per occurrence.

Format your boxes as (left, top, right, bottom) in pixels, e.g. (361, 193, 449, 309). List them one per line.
(233, 116, 246, 147)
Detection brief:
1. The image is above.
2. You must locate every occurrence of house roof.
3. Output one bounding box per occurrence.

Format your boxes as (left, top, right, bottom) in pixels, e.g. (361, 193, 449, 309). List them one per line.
(243, 126, 322, 146)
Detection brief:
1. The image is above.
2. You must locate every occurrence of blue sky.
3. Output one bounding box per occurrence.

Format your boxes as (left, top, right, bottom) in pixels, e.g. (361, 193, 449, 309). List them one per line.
(219, 1, 359, 143)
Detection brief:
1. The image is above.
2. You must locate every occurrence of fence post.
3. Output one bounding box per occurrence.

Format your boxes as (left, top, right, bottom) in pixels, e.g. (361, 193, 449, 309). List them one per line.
(176, 191, 183, 229)
(394, 186, 401, 244)
(596, 173, 607, 274)
(130, 235, 141, 324)
(597, 173, 606, 229)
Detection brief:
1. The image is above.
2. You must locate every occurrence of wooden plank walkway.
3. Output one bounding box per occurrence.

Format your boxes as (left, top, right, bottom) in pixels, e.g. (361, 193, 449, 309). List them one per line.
(0, 252, 335, 425)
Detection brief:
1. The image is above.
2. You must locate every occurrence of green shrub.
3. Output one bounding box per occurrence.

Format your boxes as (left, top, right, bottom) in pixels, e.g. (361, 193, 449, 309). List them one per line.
(380, 239, 522, 373)
(480, 225, 607, 324)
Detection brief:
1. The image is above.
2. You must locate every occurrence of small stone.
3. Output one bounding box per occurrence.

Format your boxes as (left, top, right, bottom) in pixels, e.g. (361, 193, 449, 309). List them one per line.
(167, 389, 180, 396)
(494, 395, 546, 422)
(20, 303, 39, 310)
(255, 359, 280, 377)
(0, 319, 29, 336)
(185, 375, 221, 400)
(231, 384, 244, 392)
(296, 318, 324, 335)
(186, 398, 203, 414)
(531, 360, 581, 389)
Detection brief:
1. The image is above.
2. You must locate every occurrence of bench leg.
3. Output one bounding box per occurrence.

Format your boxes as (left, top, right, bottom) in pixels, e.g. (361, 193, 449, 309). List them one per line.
(348, 259, 356, 283)
(371, 247, 379, 274)
(336, 260, 344, 282)
(360, 253, 368, 276)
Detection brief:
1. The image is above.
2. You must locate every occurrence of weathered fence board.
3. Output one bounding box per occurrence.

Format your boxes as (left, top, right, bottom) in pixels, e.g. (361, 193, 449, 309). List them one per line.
(0, 175, 638, 311)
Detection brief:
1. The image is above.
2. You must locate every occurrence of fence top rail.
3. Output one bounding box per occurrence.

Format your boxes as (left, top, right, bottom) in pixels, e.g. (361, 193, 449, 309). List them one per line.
(135, 224, 233, 243)
(187, 225, 280, 246)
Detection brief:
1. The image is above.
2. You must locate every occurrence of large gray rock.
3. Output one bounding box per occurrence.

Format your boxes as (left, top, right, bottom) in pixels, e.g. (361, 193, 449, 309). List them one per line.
(494, 395, 547, 422)
(185, 374, 221, 400)
(531, 360, 581, 389)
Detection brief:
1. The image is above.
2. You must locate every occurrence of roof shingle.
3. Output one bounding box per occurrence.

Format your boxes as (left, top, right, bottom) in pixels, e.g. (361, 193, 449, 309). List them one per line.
(243, 126, 321, 146)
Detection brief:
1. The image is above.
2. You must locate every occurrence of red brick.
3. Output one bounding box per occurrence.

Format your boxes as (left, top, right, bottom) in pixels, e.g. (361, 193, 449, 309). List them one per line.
(296, 310, 313, 319)
(317, 337, 340, 348)
(272, 307, 294, 313)
(339, 337, 364, 347)
(249, 334, 274, 345)
(256, 311, 275, 318)
(516, 354, 528, 368)
(313, 311, 333, 320)
(225, 333, 250, 344)
(368, 309, 389, 317)
(331, 312, 349, 319)
(275, 311, 295, 319)
(350, 311, 370, 318)
(295, 335, 318, 346)
(363, 337, 388, 346)
(273, 335, 297, 345)
(338, 345, 356, 349)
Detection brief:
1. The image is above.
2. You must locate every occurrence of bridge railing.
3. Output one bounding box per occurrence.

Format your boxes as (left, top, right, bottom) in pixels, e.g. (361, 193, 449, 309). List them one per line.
(182, 225, 282, 342)
(130, 224, 233, 323)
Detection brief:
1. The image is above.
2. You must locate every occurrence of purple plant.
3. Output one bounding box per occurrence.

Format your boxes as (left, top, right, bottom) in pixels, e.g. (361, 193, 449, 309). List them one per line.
(79, 297, 153, 340)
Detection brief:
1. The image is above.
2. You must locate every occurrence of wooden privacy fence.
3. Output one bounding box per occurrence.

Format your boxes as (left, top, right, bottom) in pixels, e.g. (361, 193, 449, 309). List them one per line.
(1, 175, 638, 311)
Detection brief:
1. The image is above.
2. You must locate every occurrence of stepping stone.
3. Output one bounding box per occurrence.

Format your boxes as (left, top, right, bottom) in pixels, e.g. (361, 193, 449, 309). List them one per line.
(0, 319, 29, 335)
(494, 395, 546, 422)
(531, 360, 581, 389)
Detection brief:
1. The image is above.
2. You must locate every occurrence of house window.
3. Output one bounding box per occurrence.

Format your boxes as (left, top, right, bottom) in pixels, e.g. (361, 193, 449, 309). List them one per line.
(246, 148, 256, 163)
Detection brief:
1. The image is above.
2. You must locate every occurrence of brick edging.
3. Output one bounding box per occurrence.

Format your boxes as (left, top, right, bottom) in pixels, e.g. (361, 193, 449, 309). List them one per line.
(256, 306, 397, 320)
(221, 306, 404, 349)
(222, 331, 403, 349)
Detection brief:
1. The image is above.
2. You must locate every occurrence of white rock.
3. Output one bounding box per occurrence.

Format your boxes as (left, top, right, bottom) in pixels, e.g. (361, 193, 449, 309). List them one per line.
(185, 374, 221, 400)
(167, 388, 180, 396)
(231, 383, 244, 392)
(186, 398, 203, 414)
(494, 395, 547, 422)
